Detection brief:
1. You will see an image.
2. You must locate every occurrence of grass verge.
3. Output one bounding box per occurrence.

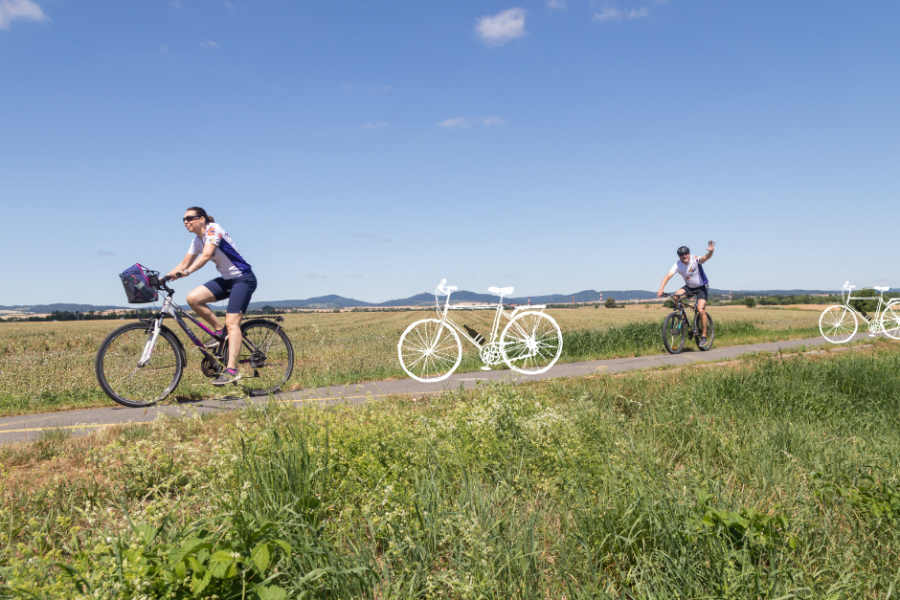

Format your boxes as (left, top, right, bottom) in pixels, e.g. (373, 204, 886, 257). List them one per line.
(3, 344, 900, 597)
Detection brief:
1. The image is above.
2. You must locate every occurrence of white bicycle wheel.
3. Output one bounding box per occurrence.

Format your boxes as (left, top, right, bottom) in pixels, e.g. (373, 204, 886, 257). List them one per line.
(881, 303, 900, 340)
(500, 311, 563, 374)
(398, 319, 462, 382)
(819, 305, 857, 344)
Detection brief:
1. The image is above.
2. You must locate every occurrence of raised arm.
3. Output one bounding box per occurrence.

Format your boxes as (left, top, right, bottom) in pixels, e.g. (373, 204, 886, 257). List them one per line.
(698, 240, 715, 264)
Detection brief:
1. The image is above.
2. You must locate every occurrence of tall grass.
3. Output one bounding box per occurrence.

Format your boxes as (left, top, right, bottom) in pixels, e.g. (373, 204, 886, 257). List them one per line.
(4, 347, 900, 597)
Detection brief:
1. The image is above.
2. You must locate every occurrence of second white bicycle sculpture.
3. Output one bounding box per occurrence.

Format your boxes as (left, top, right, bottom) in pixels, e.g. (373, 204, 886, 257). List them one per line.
(398, 279, 564, 382)
(819, 281, 900, 343)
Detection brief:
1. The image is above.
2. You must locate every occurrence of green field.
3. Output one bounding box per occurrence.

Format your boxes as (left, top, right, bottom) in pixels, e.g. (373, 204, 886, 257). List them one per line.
(2, 343, 899, 598)
(0, 305, 823, 416)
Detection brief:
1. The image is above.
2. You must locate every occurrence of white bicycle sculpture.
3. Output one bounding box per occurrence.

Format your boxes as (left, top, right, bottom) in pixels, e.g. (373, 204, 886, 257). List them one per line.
(819, 281, 900, 343)
(397, 279, 564, 382)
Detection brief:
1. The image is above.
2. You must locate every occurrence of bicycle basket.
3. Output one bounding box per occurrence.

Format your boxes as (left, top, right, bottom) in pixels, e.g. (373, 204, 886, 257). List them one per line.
(119, 264, 160, 304)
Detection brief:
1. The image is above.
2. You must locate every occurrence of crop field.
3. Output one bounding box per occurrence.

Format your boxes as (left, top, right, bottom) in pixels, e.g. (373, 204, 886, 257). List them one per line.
(2, 344, 899, 597)
(0, 305, 822, 416)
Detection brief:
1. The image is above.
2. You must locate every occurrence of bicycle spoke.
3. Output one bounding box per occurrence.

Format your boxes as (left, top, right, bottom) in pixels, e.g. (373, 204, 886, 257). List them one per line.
(398, 319, 462, 382)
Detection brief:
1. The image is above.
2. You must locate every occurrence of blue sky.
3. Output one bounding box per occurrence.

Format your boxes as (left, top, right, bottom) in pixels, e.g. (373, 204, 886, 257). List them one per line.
(1, 0, 898, 305)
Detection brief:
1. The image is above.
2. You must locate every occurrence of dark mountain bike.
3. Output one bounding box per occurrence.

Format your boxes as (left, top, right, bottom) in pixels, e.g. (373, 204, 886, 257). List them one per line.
(95, 274, 294, 408)
(661, 292, 714, 354)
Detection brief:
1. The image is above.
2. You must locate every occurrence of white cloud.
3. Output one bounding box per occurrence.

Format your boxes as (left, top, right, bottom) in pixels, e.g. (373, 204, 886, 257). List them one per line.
(199, 40, 219, 49)
(223, 0, 235, 11)
(0, 0, 47, 30)
(439, 117, 471, 129)
(359, 121, 388, 130)
(629, 7, 649, 18)
(439, 116, 507, 129)
(546, 0, 567, 9)
(475, 7, 526, 47)
(593, 7, 623, 22)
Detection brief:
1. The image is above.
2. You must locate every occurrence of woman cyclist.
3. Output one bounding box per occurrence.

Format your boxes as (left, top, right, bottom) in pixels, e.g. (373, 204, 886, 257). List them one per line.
(166, 207, 257, 386)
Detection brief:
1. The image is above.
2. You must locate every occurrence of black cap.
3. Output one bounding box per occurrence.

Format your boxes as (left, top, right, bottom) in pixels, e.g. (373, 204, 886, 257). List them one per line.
(677, 246, 690, 256)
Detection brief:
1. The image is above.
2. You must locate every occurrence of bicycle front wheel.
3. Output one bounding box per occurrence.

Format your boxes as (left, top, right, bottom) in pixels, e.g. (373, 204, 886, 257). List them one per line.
(694, 311, 714, 351)
(663, 312, 686, 354)
(224, 321, 295, 396)
(95, 322, 184, 408)
(398, 319, 462, 382)
(881, 304, 900, 340)
(500, 312, 563, 375)
(819, 305, 857, 343)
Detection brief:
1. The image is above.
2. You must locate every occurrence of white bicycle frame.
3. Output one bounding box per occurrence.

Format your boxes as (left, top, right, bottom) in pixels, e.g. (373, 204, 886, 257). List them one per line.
(432, 280, 546, 354)
(838, 282, 899, 329)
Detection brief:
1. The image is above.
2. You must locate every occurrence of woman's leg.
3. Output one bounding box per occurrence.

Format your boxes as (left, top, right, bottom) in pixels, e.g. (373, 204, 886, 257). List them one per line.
(223, 272, 257, 372)
(225, 312, 243, 370)
(186, 285, 224, 332)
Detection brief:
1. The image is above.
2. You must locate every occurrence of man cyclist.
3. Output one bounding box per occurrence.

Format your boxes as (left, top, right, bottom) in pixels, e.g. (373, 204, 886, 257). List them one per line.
(166, 207, 257, 386)
(657, 241, 715, 347)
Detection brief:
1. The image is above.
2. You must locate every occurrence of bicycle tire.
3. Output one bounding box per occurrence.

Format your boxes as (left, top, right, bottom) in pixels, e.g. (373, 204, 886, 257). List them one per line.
(398, 318, 462, 382)
(662, 312, 686, 354)
(223, 320, 295, 396)
(819, 305, 857, 344)
(694, 311, 714, 351)
(95, 322, 184, 408)
(881, 303, 900, 340)
(499, 311, 563, 374)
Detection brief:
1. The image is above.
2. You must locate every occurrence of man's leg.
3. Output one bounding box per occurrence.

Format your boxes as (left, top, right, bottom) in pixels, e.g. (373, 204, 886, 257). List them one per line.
(186, 286, 224, 332)
(698, 298, 708, 337)
(225, 312, 243, 370)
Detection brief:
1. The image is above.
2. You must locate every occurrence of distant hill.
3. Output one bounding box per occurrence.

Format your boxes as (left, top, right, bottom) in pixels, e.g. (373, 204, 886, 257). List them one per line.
(0, 288, 860, 315)
(0, 303, 127, 314)
(248, 295, 376, 310)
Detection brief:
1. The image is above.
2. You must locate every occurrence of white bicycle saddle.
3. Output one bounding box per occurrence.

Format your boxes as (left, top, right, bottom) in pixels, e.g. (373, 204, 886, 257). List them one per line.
(875, 286, 890, 292)
(488, 286, 514, 296)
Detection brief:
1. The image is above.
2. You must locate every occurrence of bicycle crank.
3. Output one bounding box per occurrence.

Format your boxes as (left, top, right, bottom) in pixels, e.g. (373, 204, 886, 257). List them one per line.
(201, 355, 224, 378)
(480, 343, 503, 366)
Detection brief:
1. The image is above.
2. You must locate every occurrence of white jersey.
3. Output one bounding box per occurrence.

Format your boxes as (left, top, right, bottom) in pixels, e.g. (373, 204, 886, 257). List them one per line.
(669, 255, 709, 288)
(188, 223, 252, 280)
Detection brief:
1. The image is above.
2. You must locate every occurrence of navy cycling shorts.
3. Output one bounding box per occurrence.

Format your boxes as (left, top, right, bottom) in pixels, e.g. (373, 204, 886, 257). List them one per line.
(203, 271, 258, 314)
(679, 284, 709, 302)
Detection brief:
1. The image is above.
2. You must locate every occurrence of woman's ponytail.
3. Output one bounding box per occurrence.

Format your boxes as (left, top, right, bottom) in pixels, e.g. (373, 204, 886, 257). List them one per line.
(186, 206, 214, 224)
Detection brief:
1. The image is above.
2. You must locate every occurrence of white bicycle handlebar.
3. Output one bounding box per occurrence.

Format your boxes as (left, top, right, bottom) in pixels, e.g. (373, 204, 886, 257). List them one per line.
(436, 279, 457, 295)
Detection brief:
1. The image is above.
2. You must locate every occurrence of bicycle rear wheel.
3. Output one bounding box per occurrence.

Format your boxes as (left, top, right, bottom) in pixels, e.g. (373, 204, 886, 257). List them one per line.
(500, 311, 563, 374)
(663, 312, 686, 354)
(694, 311, 714, 350)
(95, 322, 184, 408)
(881, 304, 900, 340)
(224, 320, 295, 396)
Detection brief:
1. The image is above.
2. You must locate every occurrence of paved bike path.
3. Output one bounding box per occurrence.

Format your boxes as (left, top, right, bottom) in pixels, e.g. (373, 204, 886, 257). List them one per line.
(0, 333, 881, 444)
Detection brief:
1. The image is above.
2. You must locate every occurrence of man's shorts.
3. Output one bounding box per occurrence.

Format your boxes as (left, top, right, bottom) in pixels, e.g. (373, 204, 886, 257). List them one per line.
(679, 283, 709, 303)
(203, 271, 258, 314)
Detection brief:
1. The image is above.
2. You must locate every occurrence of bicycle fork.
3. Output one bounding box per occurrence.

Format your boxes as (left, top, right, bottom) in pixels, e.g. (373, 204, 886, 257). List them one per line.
(138, 319, 163, 367)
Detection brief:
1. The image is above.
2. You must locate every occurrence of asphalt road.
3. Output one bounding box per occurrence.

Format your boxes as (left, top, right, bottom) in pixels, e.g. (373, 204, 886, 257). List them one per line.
(0, 333, 880, 444)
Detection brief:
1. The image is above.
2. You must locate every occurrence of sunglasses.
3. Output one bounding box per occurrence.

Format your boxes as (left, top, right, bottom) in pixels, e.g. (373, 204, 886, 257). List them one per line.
(183, 215, 203, 223)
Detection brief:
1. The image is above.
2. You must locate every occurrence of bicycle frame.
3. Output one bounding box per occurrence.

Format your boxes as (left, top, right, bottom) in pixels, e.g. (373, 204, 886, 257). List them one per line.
(839, 285, 899, 326)
(433, 290, 546, 350)
(138, 287, 279, 368)
(665, 293, 702, 338)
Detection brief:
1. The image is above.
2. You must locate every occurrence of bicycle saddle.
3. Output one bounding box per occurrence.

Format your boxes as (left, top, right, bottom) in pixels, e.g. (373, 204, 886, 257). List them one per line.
(875, 286, 890, 292)
(488, 286, 514, 296)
